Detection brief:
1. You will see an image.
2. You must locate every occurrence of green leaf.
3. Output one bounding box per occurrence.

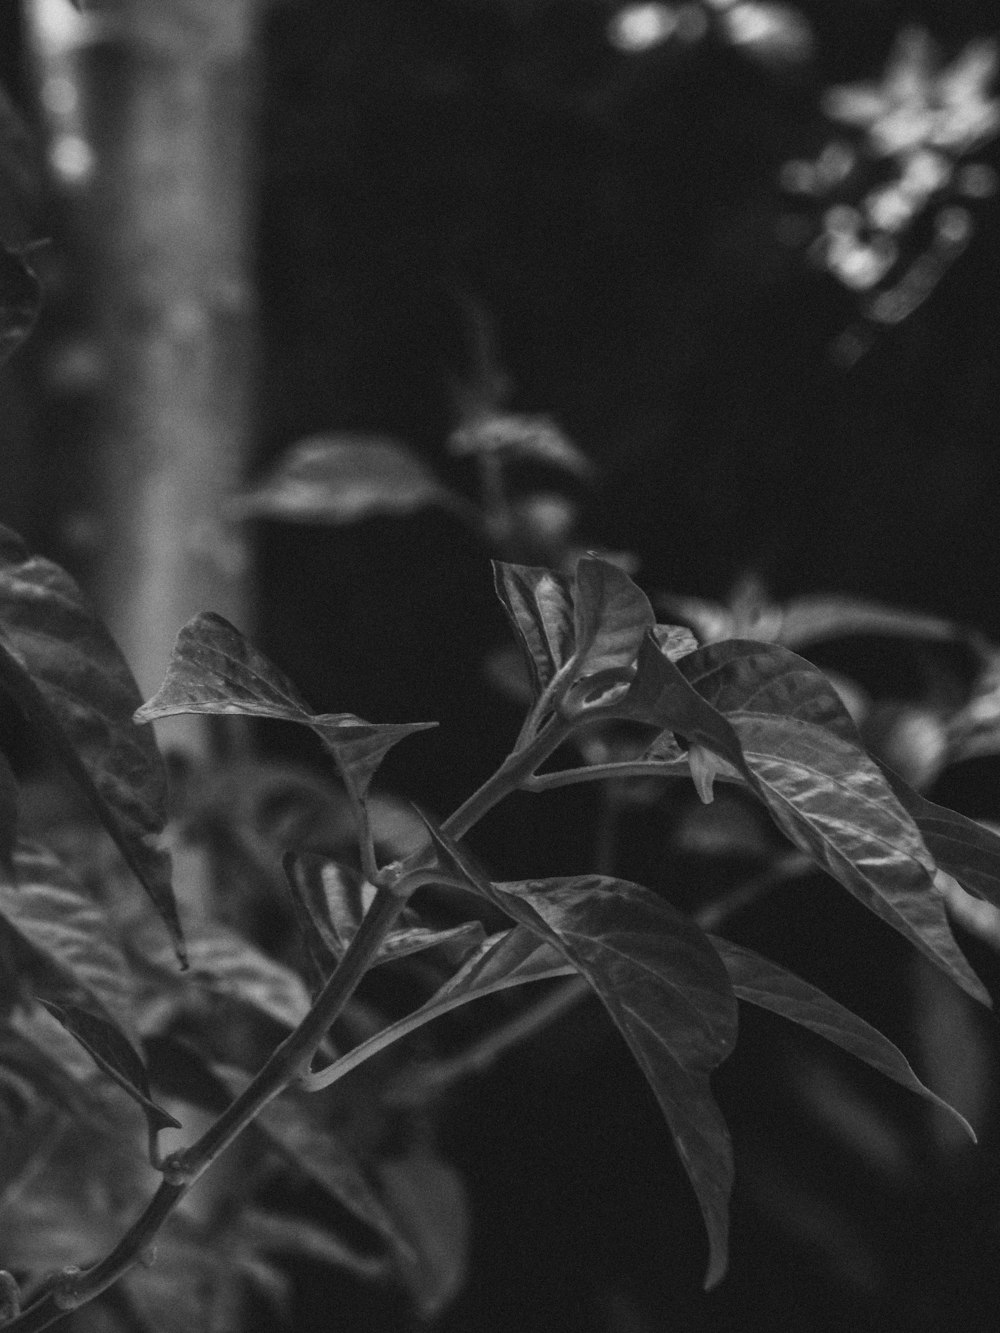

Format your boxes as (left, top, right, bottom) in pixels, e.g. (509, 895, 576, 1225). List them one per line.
(135, 613, 435, 803)
(211, 1063, 408, 1248)
(0, 750, 17, 872)
(0, 529, 181, 958)
(378, 1145, 469, 1319)
(493, 562, 574, 695)
(778, 594, 963, 650)
(711, 937, 975, 1139)
(0, 246, 41, 366)
(677, 642, 988, 1006)
(420, 820, 738, 1290)
(883, 776, 1000, 910)
(282, 851, 485, 979)
(38, 1000, 180, 1135)
(238, 1207, 387, 1280)
(229, 435, 460, 525)
(0, 842, 138, 1038)
(448, 412, 592, 477)
(135, 918, 312, 1030)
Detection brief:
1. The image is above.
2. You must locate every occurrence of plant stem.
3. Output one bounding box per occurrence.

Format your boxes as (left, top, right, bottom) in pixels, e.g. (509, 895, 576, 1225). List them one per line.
(5, 885, 408, 1332)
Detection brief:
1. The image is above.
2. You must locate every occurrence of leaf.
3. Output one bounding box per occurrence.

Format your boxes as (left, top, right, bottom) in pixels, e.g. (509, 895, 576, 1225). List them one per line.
(38, 1000, 180, 1135)
(0, 842, 138, 1038)
(493, 561, 574, 694)
(0, 529, 181, 957)
(238, 1207, 386, 1280)
(448, 412, 592, 477)
(711, 937, 975, 1139)
(677, 642, 989, 1006)
(0, 245, 40, 365)
(420, 819, 738, 1290)
(378, 1145, 469, 1319)
(283, 851, 485, 979)
(0, 749, 17, 871)
(229, 435, 459, 525)
(210, 1063, 408, 1248)
(136, 918, 312, 1030)
(882, 776, 1000, 910)
(299, 926, 575, 1091)
(135, 613, 434, 802)
(778, 594, 964, 650)
(563, 556, 655, 710)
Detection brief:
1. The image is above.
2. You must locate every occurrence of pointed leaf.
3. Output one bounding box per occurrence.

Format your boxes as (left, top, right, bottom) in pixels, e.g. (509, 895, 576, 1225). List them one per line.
(136, 613, 434, 802)
(0, 529, 181, 956)
(0, 246, 41, 365)
(0, 842, 138, 1038)
(493, 562, 574, 694)
(378, 1146, 469, 1319)
(883, 776, 1000, 909)
(299, 926, 575, 1091)
(209, 1062, 408, 1247)
(38, 1000, 180, 1135)
(420, 819, 738, 1289)
(230, 435, 458, 525)
(711, 938, 974, 1138)
(677, 642, 988, 1005)
(570, 555, 654, 683)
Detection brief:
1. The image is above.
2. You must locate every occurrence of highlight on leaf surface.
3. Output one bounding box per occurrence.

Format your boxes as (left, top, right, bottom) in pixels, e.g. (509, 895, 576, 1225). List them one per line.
(0, 527, 182, 958)
(136, 611, 435, 801)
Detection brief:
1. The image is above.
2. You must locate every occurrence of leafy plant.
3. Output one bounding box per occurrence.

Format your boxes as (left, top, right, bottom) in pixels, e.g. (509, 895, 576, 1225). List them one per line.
(4, 518, 1000, 1329)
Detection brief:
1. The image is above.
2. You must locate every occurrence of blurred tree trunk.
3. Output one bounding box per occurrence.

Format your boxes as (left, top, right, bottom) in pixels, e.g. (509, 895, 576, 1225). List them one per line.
(26, 0, 258, 753)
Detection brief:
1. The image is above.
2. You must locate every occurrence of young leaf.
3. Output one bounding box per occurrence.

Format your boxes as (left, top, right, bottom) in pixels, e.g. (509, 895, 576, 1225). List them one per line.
(38, 1000, 180, 1135)
(711, 937, 975, 1139)
(677, 642, 989, 1006)
(419, 819, 738, 1289)
(229, 435, 460, 525)
(0, 529, 181, 957)
(493, 562, 574, 694)
(135, 613, 435, 803)
(1, 841, 138, 1039)
(570, 555, 655, 685)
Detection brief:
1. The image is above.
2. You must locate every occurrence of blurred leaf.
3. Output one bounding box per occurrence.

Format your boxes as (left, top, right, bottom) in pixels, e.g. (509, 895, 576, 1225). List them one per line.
(210, 1064, 407, 1247)
(136, 918, 312, 1030)
(0, 842, 138, 1038)
(121, 1226, 238, 1333)
(448, 411, 592, 477)
(239, 1206, 387, 1280)
(779, 594, 963, 650)
(39, 1000, 180, 1137)
(0, 529, 181, 958)
(493, 561, 574, 694)
(230, 435, 460, 524)
(136, 612, 435, 802)
(0, 245, 40, 365)
(0, 1024, 97, 1123)
(0, 750, 17, 872)
(421, 819, 738, 1290)
(378, 1145, 469, 1320)
(712, 938, 974, 1138)
(283, 850, 485, 979)
(677, 641, 988, 1006)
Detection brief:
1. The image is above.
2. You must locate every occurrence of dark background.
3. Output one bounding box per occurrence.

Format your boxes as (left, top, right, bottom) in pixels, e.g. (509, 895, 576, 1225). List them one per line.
(6, 1, 1000, 1328)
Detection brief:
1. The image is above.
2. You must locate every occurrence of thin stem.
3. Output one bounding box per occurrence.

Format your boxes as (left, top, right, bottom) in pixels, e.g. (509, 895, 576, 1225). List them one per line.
(523, 757, 697, 791)
(441, 714, 574, 840)
(5, 886, 408, 1332)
